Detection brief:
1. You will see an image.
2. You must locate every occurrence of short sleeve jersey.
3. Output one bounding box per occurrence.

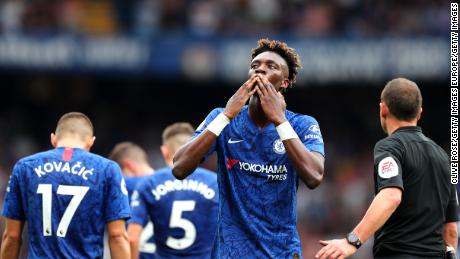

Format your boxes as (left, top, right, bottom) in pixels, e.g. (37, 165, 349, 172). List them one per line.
(130, 167, 218, 259)
(2, 147, 131, 259)
(372, 126, 459, 257)
(193, 106, 325, 258)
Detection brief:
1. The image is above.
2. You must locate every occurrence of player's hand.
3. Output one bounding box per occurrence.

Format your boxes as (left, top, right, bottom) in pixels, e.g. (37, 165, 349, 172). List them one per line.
(315, 239, 357, 259)
(223, 75, 258, 119)
(255, 76, 287, 125)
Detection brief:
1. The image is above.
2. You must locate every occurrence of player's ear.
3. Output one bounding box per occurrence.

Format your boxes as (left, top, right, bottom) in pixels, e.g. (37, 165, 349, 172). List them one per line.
(280, 79, 290, 91)
(123, 159, 137, 173)
(85, 136, 95, 150)
(379, 102, 388, 118)
(50, 133, 58, 147)
(416, 107, 423, 121)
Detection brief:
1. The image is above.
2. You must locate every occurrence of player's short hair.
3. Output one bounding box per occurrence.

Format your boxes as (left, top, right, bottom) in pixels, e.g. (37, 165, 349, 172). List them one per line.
(55, 112, 94, 141)
(109, 142, 149, 166)
(162, 122, 195, 152)
(251, 38, 302, 87)
(381, 78, 423, 121)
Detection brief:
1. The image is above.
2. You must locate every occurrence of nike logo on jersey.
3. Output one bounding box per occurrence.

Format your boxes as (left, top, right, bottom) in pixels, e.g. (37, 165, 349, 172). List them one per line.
(228, 138, 244, 144)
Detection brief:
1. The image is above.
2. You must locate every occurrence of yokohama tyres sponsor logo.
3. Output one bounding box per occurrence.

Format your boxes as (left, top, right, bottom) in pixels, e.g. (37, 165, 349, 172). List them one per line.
(226, 157, 287, 174)
(238, 161, 288, 174)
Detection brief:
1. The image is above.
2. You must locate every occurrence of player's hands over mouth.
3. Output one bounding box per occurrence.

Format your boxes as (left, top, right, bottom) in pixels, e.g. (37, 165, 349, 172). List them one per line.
(224, 75, 258, 119)
(315, 239, 357, 259)
(255, 76, 287, 126)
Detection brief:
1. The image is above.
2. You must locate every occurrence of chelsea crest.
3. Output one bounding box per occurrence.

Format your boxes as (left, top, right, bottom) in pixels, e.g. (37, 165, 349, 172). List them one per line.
(273, 139, 286, 154)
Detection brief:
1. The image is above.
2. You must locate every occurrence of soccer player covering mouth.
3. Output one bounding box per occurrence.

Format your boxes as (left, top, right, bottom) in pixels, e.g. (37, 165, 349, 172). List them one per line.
(0, 112, 131, 259)
(128, 123, 218, 259)
(172, 39, 325, 258)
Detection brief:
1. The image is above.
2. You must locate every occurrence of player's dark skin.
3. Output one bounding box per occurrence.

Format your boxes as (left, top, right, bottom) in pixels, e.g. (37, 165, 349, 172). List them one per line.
(172, 51, 324, 189)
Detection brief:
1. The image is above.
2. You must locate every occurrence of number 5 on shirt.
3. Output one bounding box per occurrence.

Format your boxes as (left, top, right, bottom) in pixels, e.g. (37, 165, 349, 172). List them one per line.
(166, 200, 197, 250)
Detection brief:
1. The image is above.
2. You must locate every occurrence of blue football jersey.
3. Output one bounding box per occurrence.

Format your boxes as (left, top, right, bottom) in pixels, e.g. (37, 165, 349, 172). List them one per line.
(194, 106, 325, 258)
(130, 167, 218, 259)
(2, 147, 131, 258)
(124, 175, 156, 259)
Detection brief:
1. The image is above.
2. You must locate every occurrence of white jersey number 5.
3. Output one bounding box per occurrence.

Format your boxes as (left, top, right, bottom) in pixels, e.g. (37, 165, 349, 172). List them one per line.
(37, 184, 89, 237)
(166, 200, 196, 250)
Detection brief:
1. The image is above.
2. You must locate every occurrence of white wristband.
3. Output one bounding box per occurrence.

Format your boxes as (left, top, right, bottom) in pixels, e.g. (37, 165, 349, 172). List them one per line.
(276, 121, 299, 141)
(207, 113, 230, 136)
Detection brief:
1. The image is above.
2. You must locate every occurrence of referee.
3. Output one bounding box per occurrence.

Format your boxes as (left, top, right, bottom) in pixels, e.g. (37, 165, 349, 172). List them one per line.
(316, 78, 459, 259)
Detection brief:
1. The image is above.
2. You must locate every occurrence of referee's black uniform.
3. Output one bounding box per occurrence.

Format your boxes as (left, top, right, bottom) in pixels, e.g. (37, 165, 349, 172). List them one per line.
(373, 126, 459, 259)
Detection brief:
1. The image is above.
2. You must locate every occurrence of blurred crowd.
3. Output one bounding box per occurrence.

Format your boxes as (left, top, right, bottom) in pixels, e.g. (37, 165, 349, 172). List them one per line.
(0, 0, 450, 37)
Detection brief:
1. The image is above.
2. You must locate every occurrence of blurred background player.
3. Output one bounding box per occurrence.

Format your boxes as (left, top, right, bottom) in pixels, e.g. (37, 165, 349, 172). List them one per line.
(316, 78, 459, 259)
(109, 142, 155, 198)
(128, 122, 218, 259)
(0, 112, 131, 259)
(109, 142, 156, 258)
(173, 39, 325, 258)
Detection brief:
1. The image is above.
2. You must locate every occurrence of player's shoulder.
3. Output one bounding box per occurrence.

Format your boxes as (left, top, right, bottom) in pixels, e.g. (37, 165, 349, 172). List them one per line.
(124, 176, 144, 188)
(16, 149, 57, 167)
(286, 110, 320, 128)
(148, 167, 174, 182)
(76, 151, 121, 179)
(193, 167, 217, 181)
(152, 167, 173, 176)
(196, 107, 225, 132)
(208, 107, 225, 117)
(138, 167, 174, 189)
(81, 150, 110, 162)
(374, 135, 404, 155)
(85, 153, 119, 175)
(82, 150, 117, 165)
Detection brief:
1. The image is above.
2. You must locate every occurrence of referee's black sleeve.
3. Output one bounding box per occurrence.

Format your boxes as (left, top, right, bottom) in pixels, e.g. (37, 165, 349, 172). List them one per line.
(373, 138, 405, 192)
(445, 184, 459, 222)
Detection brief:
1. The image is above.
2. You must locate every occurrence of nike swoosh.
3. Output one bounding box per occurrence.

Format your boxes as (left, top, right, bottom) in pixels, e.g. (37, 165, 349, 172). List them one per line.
(228, 138, 244, 144)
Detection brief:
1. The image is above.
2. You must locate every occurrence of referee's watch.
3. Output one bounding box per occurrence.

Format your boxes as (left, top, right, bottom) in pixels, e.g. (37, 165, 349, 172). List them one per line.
(346, 232, 362, 249)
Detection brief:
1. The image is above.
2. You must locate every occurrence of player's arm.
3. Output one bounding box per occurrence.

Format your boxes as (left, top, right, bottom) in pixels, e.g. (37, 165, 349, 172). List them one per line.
(351, 187, 402, 243)
(316, 187, 402, 258)
(283, 140, 324, 188)
(444, 184, 459, 251)
(443, 222, 458, 251)
(107, 220, 130, 259)
(127, 223, 143, 259)
(0, 218, 24, 259)
(172, 129, 221, 180)
(1, 163, 26, 259)
(255, 76, 324, 188)
(173, 76, 258, 179)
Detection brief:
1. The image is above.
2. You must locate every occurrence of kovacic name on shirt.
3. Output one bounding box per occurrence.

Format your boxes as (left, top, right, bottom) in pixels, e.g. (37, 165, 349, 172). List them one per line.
(34, 161, 94, 180)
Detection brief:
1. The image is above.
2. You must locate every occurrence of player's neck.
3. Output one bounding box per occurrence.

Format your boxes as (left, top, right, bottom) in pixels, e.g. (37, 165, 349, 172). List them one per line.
(55, 139, 89, 151)
(248, 96, 271, 128)
(386, 117, 417, 135)
(139, 164, 154, 176)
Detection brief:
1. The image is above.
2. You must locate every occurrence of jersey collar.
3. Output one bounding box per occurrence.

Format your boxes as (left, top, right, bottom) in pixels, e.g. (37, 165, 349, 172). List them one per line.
(393, 126, 422, 133)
